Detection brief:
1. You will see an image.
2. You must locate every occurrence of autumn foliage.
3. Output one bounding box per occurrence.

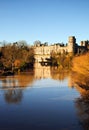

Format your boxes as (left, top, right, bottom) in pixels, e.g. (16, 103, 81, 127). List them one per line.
(51, 52, 73, 69)
(72, 52, 89, 88)
(0, 42, 34, 72)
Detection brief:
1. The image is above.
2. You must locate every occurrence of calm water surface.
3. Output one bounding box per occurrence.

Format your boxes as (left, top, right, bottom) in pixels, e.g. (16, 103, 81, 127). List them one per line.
(0, 67, 88, 130)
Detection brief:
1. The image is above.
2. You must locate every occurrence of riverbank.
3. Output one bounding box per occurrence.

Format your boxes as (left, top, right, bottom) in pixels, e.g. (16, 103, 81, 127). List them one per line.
(0, 71, 14, 76)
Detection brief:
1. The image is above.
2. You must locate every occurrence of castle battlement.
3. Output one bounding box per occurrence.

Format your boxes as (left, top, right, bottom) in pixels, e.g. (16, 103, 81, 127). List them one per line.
(33, 36, 89, 63)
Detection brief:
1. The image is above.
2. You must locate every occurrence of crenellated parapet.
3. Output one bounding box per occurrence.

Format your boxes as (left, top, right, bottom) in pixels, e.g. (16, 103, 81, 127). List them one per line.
(33, 36, 89, 63)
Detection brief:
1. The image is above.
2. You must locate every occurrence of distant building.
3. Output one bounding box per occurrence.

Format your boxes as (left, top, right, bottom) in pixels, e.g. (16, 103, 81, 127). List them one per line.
(33, 36, 89, 63)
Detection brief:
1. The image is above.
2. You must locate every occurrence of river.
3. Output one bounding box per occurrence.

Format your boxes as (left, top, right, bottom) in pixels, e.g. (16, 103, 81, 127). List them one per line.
(0, 64, 89, 130)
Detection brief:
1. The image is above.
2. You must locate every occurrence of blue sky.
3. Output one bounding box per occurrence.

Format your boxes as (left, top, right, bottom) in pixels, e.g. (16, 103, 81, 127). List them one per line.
(0, 0, 89, 45)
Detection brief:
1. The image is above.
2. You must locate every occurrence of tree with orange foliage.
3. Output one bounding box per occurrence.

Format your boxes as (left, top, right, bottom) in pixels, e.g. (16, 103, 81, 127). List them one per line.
(0, 41, 34, 72)
(72, 52, 89, 88)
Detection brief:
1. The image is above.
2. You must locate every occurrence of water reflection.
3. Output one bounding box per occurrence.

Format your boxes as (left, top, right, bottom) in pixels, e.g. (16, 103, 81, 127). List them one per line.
(0, 63, 88, 130)
(34, 63, 69, 81)
(4, 89, 22, 104)
(74, 84, 89, 130)
(0, 72, 35, 104)
(51, 67, 69, 81)
(68, 72, 89, 130)
(34, 63, 51, 79)
(0, 64, 86, 103)
(0, 63, 73, 104)
(0, 72, 34, 89)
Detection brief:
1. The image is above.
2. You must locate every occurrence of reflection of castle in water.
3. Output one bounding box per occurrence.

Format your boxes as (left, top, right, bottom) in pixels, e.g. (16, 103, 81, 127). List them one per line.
(0, 67, 76, 104)
(0, 64, 74, 90)
(34, 63, 72, 84)
(34, 63, 51, 79)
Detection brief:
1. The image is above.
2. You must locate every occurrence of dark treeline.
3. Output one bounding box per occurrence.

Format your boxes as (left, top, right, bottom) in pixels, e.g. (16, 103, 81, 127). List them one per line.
(0, 41, 34, 75)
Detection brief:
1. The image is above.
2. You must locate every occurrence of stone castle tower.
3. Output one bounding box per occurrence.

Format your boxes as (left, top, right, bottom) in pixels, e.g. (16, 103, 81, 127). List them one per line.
(34, 36, 89, 63)
(68, 36, 76, 53)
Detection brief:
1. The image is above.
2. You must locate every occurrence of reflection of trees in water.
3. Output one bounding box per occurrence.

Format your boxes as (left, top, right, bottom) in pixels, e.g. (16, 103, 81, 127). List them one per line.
(1, 78, 18, 89)
(75, 85, 89, 130)
(17, 72, 34, 87)
(70, 70, 89, 130)
(34, 63, 70, 80)
(51, 67, 69, 81)
(0, 72, 35, 104)
(1, 72, 34, 89)
(4, 89, 22, 104)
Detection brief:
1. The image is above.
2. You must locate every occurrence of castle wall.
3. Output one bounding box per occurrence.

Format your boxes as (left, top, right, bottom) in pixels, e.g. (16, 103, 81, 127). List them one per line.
(33, 36, 89, 62)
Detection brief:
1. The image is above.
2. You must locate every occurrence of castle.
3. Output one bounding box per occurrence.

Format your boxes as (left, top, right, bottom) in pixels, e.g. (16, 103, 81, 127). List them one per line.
(33, 36, 89, 63)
